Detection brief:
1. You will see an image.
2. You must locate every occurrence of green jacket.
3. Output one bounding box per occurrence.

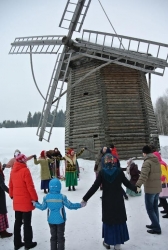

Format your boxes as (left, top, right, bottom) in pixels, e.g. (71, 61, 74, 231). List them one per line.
(136, 153, 162, 194)
(34, 158, 53, 180)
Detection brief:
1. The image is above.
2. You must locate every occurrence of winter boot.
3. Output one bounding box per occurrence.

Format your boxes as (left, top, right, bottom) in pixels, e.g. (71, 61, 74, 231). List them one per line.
(0, 230, 13, 238)
(160, 210, 167, 214)
(72, 186, 76, 191)
(124, 195, 129, 200)
(114, 244, 121, 250)
(68, 186, 71, 191)
(162, 214, 168, 218)
(24, 242, 37, 249)
(103, 241, 110, 249)
(44, 189, 47, 194)
(14, 242, 25, 250)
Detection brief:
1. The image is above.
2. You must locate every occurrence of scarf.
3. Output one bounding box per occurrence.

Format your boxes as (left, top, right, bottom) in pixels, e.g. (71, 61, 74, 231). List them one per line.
(102, 165, 120, 183)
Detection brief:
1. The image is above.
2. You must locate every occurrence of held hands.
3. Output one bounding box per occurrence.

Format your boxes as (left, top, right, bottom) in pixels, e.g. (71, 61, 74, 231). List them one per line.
(33, 155, 37, 159)
(32, 200, 37, 206)
(136, 186, 141, 193)
(80, 200, 87, 208)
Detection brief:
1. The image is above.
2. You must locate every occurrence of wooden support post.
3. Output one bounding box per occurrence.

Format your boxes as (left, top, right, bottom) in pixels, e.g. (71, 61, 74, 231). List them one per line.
(148, 73, 151, 95)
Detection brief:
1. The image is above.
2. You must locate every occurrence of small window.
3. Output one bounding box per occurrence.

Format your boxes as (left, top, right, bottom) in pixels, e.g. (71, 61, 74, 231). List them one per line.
(93, 134, 98, 138)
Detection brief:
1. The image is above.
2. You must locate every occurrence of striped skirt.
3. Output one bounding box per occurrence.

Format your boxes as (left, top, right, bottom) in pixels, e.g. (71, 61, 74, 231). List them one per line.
(102, 222, 129, 245)
(0, 214, 9, 232)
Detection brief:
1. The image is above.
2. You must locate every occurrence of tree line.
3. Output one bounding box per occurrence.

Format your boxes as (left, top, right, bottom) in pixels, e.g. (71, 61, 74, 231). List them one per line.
(154, 89, 168, 135)
(0, 110, 65, 128)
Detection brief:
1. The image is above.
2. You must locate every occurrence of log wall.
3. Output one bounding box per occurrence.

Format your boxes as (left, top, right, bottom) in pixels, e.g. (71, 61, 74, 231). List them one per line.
(65, 58, 159, 160)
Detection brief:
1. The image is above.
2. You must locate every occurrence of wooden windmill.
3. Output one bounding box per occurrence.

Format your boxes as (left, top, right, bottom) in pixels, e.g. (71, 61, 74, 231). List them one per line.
(9, 0, 168, 159)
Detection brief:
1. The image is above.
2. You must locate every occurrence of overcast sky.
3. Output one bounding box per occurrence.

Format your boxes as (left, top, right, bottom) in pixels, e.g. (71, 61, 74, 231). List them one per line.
(0, 0, 168, 122)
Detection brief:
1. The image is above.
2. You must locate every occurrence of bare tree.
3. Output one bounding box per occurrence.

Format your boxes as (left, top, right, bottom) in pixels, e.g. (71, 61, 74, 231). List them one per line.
(154, 90, 168, 135)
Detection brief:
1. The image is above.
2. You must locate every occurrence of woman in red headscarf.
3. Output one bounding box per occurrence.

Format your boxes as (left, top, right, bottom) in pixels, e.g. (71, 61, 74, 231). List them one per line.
(55, 148, 85, 191)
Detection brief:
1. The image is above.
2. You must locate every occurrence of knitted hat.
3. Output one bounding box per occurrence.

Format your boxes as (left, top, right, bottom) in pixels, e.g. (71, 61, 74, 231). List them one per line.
(142, 145, 152, 154)
(14, 149, 21, 157)
(127, 158, 134, 166)
(40, 150, 46, 158)
(16, 154, 27, 163)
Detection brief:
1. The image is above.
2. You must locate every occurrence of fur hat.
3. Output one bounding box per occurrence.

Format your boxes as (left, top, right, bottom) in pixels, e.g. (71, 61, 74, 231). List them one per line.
(40, 150, 46, 158)
(16, 154, 27, 163)
(142, 145, 152, 154)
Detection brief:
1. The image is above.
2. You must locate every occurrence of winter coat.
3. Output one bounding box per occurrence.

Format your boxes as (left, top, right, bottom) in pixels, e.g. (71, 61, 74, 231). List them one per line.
(56, 149, 84, 173)
(83, 168, 137, 225)
(9, 161, 38, 212)
(153, 152, 168, 198)
(0, 170, 9, 214)
(136, 153, 162, 194)
(46, 150, 62, 169)
(129, 163, 140, 185)
(94, 148, 111, 173)
(34, 178, 81, 224)
(34, 158, 53, 180)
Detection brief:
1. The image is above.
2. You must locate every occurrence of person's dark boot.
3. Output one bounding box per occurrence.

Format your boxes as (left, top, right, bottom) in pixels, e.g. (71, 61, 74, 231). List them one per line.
(68, 186, 71, 191)
(44, 189, 47, 194)
(160, 210, 167, 214)
(72, 186, 76, 191)
(14, 242, 25, 250)
(124, 195, 128, 200)
(0, 230, 13, 238)
(146, 225, 153, 229)
(162, 214, 168, 218)
(103, 241, 110, 249)
(25, 242, 37, 249)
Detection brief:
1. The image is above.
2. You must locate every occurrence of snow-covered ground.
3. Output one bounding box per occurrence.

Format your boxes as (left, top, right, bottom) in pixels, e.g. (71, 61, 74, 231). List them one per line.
(0, 127, 168, 250)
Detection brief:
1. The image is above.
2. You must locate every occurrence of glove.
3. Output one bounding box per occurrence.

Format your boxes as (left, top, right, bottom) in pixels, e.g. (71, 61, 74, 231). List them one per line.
(136, 186, 141, 193)
(84, 147, 87, 150)
(2, 164, 6, 170)
(32, 200, 37, 206)
(33, 155, 37, 159)
(80, 200, 87, 208)
(94, 164, 98, 171)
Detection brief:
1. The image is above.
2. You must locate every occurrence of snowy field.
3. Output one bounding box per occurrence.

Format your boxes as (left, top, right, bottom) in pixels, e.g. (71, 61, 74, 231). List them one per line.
(0, 127, 168, 250)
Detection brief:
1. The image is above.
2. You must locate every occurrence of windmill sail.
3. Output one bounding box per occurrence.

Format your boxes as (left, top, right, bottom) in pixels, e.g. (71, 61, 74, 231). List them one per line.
(37, 0, 91, 141)
(9, 35, 64, 54)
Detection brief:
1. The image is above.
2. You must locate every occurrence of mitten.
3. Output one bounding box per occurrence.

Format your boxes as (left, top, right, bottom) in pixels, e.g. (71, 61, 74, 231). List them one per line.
(2, 164, 6, 170)
(32, 201, 37, 206)
(80, 200, 87, 208)
(33, 155, 37, 159)
(94, 164, 98, 171)
(136, 186, 141, 193)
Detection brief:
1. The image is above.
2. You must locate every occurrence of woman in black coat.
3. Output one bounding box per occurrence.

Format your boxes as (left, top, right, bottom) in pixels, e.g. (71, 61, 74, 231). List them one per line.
(0, 162, 13, 238)
(82, 154, 138, 250)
